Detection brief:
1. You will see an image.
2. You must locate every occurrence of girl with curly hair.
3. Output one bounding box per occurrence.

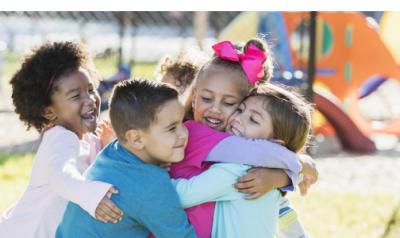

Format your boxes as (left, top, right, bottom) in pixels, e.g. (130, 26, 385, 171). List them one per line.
(0, 41, 122, 238)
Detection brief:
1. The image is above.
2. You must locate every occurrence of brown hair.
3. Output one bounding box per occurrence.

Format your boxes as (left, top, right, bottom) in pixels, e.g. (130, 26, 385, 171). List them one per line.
(248, 84, 313, 153)
(183, 37, 274, 120)
(109, 78, 179, 142)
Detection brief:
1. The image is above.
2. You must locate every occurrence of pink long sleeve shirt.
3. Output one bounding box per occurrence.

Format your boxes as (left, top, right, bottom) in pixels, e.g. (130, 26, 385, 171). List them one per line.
(169, 121, 230, 238)
(170, 120, 301, 238)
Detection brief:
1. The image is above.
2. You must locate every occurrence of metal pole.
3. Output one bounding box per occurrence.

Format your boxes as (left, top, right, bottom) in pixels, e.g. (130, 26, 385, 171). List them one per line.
(306, 11, 317, 102)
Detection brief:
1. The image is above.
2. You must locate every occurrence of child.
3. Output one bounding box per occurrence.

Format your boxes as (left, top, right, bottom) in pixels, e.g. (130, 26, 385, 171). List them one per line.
(156, 49, 208, 95)
(56, 79, 197, 238)
(170, 39, 316, 238)
(0, 41, 122, 238)
(172, 83, 313, 238)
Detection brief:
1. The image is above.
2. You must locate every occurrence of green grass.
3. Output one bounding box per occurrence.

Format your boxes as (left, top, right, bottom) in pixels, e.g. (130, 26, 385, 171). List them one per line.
(288, 191, 400, 238)
(1, 152, 400, 237)
(0, 153, 35, 212)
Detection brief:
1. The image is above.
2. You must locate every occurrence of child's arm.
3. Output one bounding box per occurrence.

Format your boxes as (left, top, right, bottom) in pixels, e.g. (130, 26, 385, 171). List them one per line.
(235, 167, 291, 200)
(277, 197, 309, 238)
(235, 154, 319, 199)
(46, 129, 122, 222)
(135, 175, 197, 238)
(172, 163, 251, 208)
(205, 136, 302, 188)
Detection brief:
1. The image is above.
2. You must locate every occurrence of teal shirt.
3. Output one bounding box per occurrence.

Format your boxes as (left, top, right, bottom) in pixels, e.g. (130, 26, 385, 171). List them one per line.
(57, 140, 197, 238)
(172, 163, 281, 238)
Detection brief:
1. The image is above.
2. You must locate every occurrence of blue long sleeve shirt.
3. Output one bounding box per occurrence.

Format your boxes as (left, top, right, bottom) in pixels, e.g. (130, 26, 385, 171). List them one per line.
(56, 140, 197, 238)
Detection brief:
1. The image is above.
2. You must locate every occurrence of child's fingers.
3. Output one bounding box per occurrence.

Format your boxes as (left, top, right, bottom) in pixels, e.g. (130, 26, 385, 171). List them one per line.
(236, 187, 257, 195)
(102, 200, 123, 221)
(235, 180, 255, 190)
(97, 204, 119, 223)
(108, 186, 119, 195)
(95, 207, 112, 223)
(237, 174, 256, 183)
(298, 183, 307, 196)
(243, 192, 262, 200)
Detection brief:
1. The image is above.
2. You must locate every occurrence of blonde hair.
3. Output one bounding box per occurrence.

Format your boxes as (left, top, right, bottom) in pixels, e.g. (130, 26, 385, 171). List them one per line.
(156, 49, 208, 91)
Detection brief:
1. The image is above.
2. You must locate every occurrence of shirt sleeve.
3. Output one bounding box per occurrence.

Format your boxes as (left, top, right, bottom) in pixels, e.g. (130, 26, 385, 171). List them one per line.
(205, 136, 302, 190)
(171, 163, 250, 208)
(134, 174, 197, 238)
(45, 129, 112, 218)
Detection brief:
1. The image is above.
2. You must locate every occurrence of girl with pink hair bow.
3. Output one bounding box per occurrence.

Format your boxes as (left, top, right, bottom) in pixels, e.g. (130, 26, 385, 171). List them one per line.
(167, 38, 317, 238)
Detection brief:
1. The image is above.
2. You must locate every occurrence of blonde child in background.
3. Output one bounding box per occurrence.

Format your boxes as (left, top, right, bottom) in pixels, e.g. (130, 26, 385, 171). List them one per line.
(168, 38, 317, 238)
(156, 49, 208, 95)
(0, 41, 122, 238)
(173, 83, 314, 238)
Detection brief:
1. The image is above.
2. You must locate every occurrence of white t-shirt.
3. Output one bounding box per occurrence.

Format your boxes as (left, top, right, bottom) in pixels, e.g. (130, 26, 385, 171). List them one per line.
(0, 126, 111, 238)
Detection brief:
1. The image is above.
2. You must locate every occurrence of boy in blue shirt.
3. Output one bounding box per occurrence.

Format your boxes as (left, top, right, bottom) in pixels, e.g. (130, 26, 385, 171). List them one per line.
(56, 78, 197, 238)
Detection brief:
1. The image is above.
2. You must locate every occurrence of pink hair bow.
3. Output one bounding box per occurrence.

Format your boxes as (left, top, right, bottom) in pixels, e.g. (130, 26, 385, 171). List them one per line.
(212, 40, 267, 84)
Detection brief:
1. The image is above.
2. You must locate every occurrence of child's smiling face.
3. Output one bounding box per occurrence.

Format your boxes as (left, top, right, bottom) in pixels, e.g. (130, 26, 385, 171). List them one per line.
(192, 66, 248, 131)
(46, 68, 100, 138)
(226, 96, 274, 140)
(139, 99, 188, 164)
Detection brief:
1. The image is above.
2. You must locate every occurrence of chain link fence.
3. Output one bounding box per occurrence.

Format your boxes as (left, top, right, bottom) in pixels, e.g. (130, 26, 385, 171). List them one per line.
(0, 12, 241, 63)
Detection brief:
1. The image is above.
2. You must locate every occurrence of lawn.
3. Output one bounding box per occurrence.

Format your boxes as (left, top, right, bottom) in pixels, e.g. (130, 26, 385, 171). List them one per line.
(1, 153, 399, 238)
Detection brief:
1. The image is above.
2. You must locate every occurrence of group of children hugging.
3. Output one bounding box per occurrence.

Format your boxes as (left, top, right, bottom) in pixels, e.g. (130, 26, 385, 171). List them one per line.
(0, 37, 318, 238)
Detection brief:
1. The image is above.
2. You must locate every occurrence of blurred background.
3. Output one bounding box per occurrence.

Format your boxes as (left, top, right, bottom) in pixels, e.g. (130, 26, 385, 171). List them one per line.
(0, 11, 399, 237)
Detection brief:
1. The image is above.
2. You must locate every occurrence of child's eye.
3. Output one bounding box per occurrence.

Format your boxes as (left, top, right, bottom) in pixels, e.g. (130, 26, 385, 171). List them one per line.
(72, 94, 80, 99)
(169, 126, 177, 132)
(223, 102, 235, 107)
(250, 117, 259, 124)
(236, 108, 243, 113)
(201, 97, 211, 102)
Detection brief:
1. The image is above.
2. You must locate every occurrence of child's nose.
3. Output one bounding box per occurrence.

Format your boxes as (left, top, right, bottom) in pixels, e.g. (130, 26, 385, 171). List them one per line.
(233, 115, 241, 125)
(209, 103, 222, 114)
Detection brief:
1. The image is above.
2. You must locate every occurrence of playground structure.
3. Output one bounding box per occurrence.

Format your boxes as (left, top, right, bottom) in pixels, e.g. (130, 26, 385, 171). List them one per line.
(219, 11, 400, 153)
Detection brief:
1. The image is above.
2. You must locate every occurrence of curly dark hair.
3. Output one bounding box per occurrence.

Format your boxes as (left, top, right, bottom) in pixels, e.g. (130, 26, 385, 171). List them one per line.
(10, 41, 98, 132)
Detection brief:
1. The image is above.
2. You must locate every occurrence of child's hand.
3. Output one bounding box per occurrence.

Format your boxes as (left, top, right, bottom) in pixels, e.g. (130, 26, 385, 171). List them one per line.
(235, 167, 288, 200)
(298, 176, 313, 196)
(299, 154, 318, 186)
(95, 187, 123, 223)
(96, 120, 116, 148)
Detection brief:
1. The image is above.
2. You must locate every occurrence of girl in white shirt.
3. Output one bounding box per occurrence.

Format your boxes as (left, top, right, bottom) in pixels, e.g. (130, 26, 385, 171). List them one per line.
(0, 41, 122, 238)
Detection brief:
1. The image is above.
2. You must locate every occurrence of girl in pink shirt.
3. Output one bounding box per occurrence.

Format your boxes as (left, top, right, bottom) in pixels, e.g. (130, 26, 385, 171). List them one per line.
(169, 38, 317, 238)
(0, 42, 122, 238)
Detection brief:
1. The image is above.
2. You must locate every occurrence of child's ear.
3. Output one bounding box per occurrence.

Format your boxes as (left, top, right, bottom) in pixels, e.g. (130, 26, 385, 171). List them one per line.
(42, 106, 57, 121)
(125, 129, 144, 150)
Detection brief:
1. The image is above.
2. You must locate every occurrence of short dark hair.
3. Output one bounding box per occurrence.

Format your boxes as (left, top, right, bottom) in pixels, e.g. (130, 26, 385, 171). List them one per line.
(248, 84, 313, 153)
(109, 78, 179, 142)
(10, 41, 98, 132)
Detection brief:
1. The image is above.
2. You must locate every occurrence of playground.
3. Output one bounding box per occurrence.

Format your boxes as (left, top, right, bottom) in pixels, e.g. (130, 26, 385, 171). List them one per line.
(1, 11, 400, 237)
